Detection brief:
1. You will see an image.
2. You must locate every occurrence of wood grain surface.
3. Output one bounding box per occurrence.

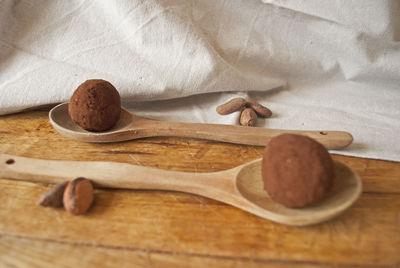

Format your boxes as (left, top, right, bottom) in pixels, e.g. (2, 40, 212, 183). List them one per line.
(0, 108, 399, 268)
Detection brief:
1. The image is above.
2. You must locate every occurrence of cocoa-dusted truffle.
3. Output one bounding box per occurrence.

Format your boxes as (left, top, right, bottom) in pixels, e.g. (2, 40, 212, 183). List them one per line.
(262, 134, 334, 208)
(68, 79, 121, 131)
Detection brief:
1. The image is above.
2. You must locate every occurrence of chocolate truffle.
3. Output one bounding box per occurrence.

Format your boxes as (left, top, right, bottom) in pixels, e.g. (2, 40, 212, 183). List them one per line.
(68, 79, 121, 131)
(262, 134, 334, 208)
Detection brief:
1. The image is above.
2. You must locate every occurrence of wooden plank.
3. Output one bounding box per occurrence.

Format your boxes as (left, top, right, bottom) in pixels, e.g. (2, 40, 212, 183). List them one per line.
(0, 179, 399, 267)
(1, 235, 380, 268)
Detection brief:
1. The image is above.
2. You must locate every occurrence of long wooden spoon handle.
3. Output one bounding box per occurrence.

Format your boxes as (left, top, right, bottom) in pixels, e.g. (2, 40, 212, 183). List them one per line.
(0, 154, 227, 194)
(150, 122, 353, 149)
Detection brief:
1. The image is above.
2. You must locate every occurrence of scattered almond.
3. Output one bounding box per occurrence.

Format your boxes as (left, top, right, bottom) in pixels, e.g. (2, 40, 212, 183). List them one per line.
(247, 100, 272, 118)
(216, 98, 247, 115)
(38, 182, 68, 207)
(63, 177, 94, 215)
(240, 108, 257, 127)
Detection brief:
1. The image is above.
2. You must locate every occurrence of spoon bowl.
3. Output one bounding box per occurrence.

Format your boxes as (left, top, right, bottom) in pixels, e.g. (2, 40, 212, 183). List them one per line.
(0, 153, 361, 226)
(235, 159, 362, 225)
(49, 103, 354, 149)
(49, 102, 142, 142)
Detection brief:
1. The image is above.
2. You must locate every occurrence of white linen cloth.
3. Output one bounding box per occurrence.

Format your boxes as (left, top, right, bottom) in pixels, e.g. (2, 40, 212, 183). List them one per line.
(1, 0, 399, 161)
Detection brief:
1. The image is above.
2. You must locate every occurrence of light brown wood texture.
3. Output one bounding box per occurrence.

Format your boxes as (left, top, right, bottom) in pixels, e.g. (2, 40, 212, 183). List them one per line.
(1, 108, 400, 267)
(50, 103, 353, 149)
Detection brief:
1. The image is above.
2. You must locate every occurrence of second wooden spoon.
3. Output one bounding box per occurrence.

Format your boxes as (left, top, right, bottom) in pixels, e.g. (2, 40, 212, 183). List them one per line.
(0, 153, 361, 226)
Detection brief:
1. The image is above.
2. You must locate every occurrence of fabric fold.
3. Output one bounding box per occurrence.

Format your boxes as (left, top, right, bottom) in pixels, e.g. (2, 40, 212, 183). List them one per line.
(0, 0, 399, 161)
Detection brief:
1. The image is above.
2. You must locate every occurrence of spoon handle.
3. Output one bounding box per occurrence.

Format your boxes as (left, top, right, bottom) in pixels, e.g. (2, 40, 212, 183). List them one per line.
(147, 121, 353, 149)
(0, 153, 233, 197)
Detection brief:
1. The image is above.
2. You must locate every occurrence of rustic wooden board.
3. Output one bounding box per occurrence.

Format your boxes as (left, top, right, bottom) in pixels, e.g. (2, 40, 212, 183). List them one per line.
(0, 108, 399, 267)
(0, 235, 365, 268)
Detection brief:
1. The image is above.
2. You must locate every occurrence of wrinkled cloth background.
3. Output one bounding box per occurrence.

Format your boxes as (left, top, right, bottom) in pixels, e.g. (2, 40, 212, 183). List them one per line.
(1, 0, 399, 161)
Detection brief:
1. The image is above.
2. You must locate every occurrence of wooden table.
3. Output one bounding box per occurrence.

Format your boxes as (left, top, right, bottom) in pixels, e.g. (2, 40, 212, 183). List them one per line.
(0, 108, 399, 268)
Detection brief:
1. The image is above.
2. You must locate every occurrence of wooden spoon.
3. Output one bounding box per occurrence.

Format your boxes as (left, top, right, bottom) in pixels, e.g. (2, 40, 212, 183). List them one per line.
(0, 153, 362, 226)
(49, 103, 353, 149)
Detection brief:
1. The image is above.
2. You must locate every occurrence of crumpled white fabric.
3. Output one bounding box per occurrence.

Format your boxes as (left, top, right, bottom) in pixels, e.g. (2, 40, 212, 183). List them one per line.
(1, 0, 399, 161)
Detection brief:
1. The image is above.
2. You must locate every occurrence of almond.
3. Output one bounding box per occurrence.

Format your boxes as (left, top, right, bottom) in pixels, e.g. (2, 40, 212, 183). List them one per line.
(240, 108, 257, 127)
(216, 98, 247, 115)
(63, 178, 94, 215)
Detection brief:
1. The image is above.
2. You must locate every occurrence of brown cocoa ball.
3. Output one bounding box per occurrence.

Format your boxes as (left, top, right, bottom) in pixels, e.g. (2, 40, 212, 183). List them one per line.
(262, 134, 334, 208)
(68, 79, 121, 131)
